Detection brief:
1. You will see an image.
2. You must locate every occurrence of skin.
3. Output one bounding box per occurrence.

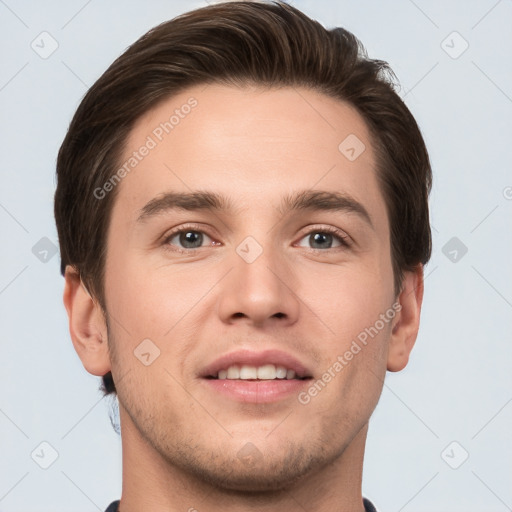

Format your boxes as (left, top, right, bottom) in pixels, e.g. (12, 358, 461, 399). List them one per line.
(64, 84, 424, 512)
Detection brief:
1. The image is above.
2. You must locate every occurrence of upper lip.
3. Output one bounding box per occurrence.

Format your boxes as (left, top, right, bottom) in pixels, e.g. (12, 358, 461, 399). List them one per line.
(200, 349, 312, 379)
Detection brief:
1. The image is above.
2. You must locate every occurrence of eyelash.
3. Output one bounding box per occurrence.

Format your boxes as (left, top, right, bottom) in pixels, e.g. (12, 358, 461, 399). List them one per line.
(161, 223, 351, 254)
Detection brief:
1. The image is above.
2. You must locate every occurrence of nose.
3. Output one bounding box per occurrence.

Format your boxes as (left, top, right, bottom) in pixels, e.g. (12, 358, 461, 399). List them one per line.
(217, 242, 300, 328)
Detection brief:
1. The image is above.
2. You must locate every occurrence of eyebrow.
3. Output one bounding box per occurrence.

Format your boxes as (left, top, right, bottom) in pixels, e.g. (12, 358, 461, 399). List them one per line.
(279, 189, 373, 228)
(137, 191, 230, 221)
(136, 189, 373, 228)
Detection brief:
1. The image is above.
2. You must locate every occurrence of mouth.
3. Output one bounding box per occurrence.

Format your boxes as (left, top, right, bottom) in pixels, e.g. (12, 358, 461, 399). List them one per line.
(200, 349, 313, 403)
(205, 364, 310, 381)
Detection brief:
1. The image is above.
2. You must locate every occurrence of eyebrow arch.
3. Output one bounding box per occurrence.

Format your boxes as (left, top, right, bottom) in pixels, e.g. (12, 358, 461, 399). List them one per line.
(136, 189, 373, 229)
(279, 189, 373, 228)
(137, 191, 232, 222)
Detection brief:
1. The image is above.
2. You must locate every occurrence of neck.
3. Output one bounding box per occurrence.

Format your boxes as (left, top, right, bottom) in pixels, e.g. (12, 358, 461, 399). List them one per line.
(117, 410, 368, 512)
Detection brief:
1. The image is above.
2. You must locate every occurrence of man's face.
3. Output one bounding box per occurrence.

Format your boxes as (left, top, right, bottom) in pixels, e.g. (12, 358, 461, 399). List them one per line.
(103, 84, 396, 490)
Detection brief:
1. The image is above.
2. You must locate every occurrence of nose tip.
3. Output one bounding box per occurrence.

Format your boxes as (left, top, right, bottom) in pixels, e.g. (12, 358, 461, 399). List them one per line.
(217, 252, 300, 328)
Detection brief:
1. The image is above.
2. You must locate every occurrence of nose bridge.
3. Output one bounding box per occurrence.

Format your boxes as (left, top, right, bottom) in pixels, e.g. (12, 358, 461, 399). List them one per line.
(217, 234, 300, 326)
(237, 236, 283, 292)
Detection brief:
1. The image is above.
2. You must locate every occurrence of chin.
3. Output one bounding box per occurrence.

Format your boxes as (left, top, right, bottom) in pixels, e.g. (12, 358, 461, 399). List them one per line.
(167, 441, 336, 495)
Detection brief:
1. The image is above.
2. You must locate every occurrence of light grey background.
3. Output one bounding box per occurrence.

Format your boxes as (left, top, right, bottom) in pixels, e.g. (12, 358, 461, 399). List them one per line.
(1, 1, 511, 511)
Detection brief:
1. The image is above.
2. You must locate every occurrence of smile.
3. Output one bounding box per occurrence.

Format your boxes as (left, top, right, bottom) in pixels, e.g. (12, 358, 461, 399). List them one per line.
(211, 364, 307, 380)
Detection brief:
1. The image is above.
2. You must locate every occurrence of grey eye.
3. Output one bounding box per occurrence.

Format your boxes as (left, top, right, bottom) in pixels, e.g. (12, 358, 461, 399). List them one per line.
(296, 231, 344, 249)
(168, 230, 213, 249)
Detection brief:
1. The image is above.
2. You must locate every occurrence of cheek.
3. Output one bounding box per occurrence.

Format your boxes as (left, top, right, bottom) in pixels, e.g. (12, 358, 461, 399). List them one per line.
(104, 255, 194, 333)
(300, 262, 394, 347)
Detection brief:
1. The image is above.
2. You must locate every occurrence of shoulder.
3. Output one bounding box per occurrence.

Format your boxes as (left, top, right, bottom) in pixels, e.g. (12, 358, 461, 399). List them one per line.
(363, 497, 379, 512)
(104, 500, 120, 512)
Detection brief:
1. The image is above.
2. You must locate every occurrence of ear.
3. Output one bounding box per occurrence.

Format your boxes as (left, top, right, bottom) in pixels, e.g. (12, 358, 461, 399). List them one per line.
(387, 265, 424, 372)
(63, 266, 111, 376)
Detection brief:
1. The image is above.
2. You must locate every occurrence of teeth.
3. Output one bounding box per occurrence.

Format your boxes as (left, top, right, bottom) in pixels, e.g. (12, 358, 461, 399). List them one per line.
(216, 364, 299, 380)
(227, 366, 240, 379)
(276, 366, 287, 379)
(257, 364, 276, 379)
(240, 365, 257, 379)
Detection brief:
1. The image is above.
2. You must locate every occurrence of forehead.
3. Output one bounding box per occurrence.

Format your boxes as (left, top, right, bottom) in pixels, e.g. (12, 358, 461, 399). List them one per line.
(112, 83, 387, 231)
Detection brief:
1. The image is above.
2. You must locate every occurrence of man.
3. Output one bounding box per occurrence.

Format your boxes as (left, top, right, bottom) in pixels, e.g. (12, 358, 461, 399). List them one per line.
(54, 1, 432, 511)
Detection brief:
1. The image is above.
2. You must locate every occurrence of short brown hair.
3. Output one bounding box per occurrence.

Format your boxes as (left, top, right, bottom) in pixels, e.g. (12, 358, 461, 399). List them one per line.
(54, 0, 432, 396)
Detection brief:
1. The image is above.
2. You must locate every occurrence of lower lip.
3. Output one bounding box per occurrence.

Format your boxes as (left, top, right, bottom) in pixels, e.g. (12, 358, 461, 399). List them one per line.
(202, 378, 310, 403)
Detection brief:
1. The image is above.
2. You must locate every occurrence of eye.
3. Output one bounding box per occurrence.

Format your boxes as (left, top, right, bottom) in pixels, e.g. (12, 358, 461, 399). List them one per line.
(164, 229, 216, 250)
(296, 228, 350, 250)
